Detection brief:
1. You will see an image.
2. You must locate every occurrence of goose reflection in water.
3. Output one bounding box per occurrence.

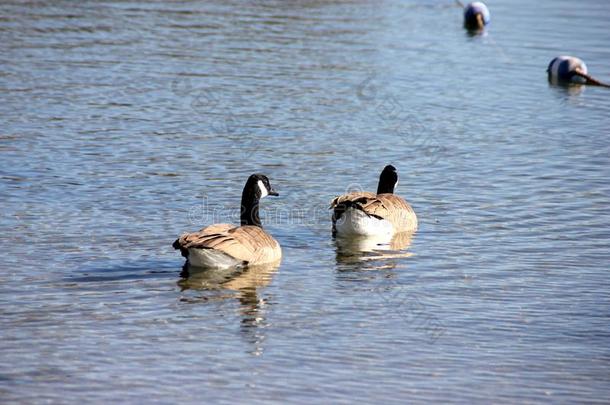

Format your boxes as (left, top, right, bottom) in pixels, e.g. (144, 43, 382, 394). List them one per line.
(334, 231, 415, 271)
(178, 261, 280, 356)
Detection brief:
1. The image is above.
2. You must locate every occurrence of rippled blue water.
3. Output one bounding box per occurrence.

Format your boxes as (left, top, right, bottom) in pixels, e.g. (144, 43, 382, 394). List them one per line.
(1, 0, 609, 402)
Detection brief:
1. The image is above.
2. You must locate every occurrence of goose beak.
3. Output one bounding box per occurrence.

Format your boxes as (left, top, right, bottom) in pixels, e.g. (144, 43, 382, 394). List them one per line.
(268, 189, 279, 196)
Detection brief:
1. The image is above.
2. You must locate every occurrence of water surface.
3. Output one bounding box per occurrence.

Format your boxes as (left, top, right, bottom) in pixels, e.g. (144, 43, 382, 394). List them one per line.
(1, 0, 609, 402)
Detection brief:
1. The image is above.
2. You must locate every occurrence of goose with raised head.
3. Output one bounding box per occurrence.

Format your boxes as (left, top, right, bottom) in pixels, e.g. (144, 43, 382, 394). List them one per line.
(330, 165, 418, 238)
(173, 174, 281, 268)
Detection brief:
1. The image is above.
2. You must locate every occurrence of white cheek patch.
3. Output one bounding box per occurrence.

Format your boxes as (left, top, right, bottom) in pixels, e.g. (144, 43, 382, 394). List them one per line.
(257, 180, 268, 198)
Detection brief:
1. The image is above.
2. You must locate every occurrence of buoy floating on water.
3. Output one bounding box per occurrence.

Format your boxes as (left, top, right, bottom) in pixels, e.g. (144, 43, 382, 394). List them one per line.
(461, 1, 490, 30)
(547, 56, 610, 87)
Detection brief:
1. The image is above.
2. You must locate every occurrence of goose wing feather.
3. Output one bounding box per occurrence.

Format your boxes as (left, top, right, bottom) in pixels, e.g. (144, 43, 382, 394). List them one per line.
(175, 224, 281, 264)
(331, 193, 417, 232)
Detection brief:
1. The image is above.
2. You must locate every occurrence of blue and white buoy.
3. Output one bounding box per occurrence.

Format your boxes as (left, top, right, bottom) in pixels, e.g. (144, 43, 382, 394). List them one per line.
(547, 56, 610, 87)
(463, 2, 490, 30)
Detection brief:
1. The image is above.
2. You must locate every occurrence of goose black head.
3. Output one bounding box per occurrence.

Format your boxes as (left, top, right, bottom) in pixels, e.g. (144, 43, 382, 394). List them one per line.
(377, 165, 398, 195)
(245, 173, 279, 200)
(241, 174, 278, 227)
(464, 2, 490, 31)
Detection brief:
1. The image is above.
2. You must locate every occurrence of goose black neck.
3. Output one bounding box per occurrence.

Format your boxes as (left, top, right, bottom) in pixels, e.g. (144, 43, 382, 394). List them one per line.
(377, 166, 397, 194)
(240, 183, 262, 227)
(377, 181, 394, 195)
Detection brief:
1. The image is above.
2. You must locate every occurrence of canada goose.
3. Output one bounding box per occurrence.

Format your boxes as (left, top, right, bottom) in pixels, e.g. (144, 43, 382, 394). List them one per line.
(173, 174, 281, 268)
(460, 1, 490, 30)
(330, 165, 418, 238)
(547, 56, 610, 87)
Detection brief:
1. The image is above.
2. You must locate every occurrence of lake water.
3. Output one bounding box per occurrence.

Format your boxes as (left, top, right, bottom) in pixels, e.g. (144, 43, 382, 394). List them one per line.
(1, 0, 609, 403)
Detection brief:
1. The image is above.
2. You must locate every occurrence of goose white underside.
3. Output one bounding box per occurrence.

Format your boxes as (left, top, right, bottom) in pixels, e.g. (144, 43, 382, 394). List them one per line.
(335, 208, 394, 237)
(187, 248, 242, 269)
